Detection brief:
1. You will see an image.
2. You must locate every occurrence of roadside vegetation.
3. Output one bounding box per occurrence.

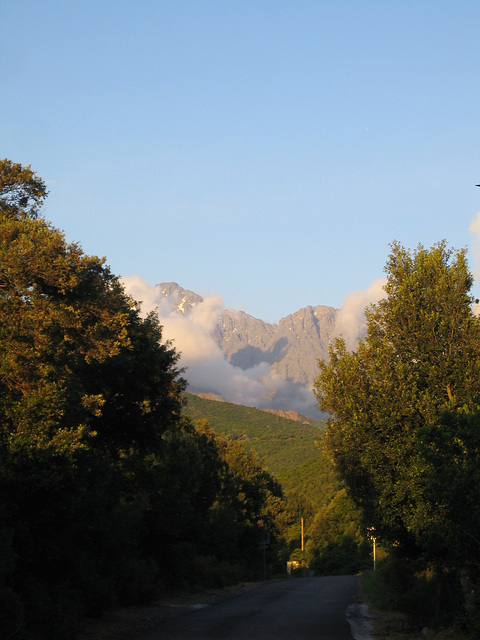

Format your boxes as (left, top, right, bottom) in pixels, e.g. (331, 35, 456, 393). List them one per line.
(0, 160, 285, 638)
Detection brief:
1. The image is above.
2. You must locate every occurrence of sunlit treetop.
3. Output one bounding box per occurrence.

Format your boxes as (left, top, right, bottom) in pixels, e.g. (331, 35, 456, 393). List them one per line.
(0, 158, 48, 219)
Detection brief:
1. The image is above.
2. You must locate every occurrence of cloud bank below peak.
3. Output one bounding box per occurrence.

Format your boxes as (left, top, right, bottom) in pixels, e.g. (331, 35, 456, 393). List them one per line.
(121, 276, 316, 415)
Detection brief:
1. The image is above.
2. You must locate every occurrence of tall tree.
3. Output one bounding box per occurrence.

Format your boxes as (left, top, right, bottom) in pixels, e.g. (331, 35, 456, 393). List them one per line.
(0, 157, 185, 456)
(0, 159, 188, 637)
(314, 241, 480, 552)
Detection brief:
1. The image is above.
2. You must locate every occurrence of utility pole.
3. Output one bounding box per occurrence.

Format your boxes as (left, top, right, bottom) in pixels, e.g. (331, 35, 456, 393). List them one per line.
(367, 527, 377, 571)
(301, 517, 304, 552)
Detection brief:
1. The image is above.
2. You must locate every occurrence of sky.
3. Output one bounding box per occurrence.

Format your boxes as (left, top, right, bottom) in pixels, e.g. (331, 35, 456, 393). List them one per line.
(2, 1, 480, 324)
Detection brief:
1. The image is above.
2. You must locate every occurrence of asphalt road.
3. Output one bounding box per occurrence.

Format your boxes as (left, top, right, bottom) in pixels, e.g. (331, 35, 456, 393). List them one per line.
(132, 575, 364, 640)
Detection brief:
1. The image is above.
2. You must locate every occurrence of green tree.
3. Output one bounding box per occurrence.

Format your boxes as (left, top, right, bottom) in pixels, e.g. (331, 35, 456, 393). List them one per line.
(419, 407, 480, 566)
(419, 406, 480, 626)
(307, 489, 369, 575)
(0, 157, 185, 457)
(0, 159, 189, 637)
(314, 241, 480, 553)
(0, 158, 47, 218)
(138, 419, 224, 588)
(195, 424, 287, 580)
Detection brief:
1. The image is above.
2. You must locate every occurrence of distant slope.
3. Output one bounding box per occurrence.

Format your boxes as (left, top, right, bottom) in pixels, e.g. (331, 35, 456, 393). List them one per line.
(182, 392, 338, 507)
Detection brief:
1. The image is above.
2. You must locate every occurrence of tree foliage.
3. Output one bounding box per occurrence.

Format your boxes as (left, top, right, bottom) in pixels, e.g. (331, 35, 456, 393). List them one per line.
(0, 158, 194, 636)
(314, 241, 480, 550)
(419, 406, 480, 570)
(0, 158, 47, 218)
(183, 393, 364, 578)
(194, 419, 287, 580)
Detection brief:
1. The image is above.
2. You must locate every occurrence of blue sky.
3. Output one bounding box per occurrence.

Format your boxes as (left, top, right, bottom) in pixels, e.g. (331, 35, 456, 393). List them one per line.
(2, 1, 480, 323)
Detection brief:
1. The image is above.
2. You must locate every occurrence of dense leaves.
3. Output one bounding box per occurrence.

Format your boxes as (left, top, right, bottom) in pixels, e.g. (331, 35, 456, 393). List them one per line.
(307, 489, 370, 575)
(315, 241, 480, 544)
(0, 159, 47, 219)
(419, 407, 480, 569)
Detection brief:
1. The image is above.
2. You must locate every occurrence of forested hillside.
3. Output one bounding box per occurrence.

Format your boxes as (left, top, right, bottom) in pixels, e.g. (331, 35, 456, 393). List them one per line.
(183, 392, 336, 507)
(183, 392, 370, 578)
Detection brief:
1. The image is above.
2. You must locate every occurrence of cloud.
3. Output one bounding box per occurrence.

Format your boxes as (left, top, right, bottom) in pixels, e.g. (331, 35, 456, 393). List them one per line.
(469, 212, 480, 315)
(469, 212, 480, 277)
(334, 278, 387, 350)
(121, 276, 317, 415)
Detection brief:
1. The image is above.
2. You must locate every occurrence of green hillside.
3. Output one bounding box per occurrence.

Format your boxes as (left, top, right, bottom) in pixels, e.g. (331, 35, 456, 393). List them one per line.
(182, 392, 338, 507)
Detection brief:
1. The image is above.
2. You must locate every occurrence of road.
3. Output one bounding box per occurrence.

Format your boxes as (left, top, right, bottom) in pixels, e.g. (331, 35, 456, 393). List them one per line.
(132, 575, 368, 640)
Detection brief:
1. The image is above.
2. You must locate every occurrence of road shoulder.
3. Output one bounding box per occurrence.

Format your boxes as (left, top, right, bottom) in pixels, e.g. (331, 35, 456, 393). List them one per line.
(75, 582, 262, 640)
(365, 602, 471, 640)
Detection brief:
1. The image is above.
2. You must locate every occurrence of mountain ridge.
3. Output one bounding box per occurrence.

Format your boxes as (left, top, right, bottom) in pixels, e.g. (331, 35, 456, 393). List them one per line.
(156, 282, 338, 417)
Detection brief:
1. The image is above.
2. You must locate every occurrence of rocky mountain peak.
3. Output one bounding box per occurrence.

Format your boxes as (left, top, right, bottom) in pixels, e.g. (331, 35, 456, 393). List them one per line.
(156, 282, 203, 315)
(156, 282, 338, 389)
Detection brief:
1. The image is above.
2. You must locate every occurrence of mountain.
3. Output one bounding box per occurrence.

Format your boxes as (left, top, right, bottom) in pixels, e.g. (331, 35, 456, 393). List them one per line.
(216, 305, 337, 387)
(157, 281, 203, 314)
(156, 282, 338, 412)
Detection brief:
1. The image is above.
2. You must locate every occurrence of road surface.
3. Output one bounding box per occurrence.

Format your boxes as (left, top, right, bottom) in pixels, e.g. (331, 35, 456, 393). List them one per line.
(132, 575, 369, 640)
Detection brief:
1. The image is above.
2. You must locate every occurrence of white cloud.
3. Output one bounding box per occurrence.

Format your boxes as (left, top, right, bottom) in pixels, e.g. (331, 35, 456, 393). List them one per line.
(334, 278, 387, 350)
(469, 212, 480, 315)
(469, 212, 480, 278)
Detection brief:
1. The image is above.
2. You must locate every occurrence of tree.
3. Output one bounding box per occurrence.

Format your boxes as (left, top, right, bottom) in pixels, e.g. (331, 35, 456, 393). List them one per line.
(0, 157, 185, 457)
(194, 424, 286, 579)
(0, 159, 189, 636)
(307, 489, 369, 575)
(0, 214, 130, 448)
(314, 241, 480, 553)
(0, 158, 47, 218)
(419, 406, 480, 624)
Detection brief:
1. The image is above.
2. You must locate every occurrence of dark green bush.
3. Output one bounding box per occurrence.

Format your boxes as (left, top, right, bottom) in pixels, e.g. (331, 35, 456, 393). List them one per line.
(362, 556, 466, 629)
(310, 535, 370, 576)
(192, 555, 244, 589)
